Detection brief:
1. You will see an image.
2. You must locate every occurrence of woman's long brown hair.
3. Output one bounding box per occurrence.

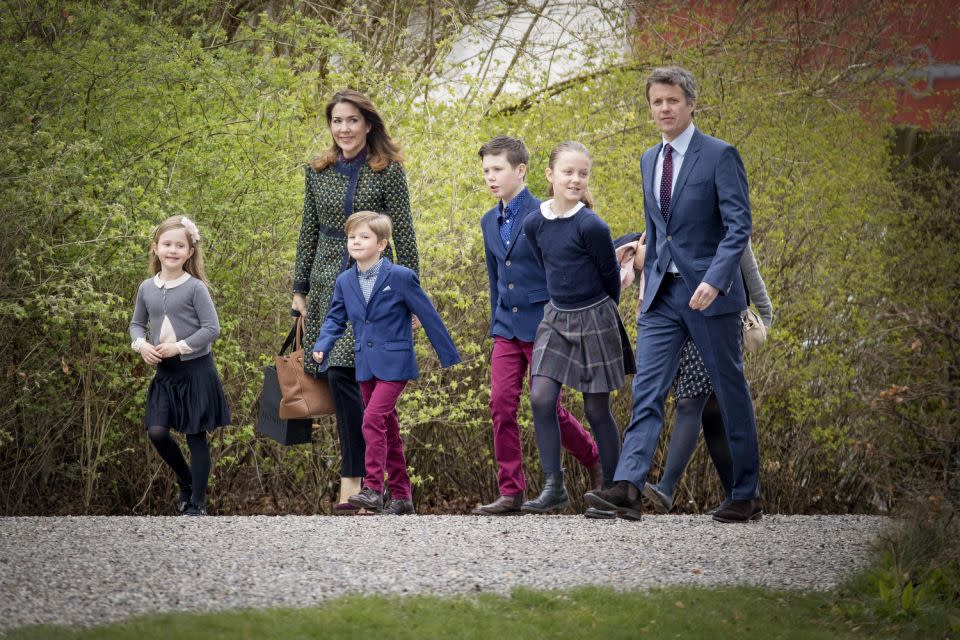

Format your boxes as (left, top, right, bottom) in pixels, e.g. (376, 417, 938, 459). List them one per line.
(311, 89, 404, 173)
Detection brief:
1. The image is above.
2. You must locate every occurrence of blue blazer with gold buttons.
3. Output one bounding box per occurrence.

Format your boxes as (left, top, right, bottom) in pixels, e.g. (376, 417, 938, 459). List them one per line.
(312, 259, 460, 381)
(480, 187, 550, 343)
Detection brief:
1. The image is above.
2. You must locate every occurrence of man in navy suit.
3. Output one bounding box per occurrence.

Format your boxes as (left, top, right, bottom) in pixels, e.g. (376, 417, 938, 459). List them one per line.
(473, 136, 602, 516)
(586, 66, 762, 522)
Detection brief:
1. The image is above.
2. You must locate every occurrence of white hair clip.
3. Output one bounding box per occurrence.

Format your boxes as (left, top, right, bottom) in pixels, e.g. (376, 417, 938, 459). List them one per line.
(180, 216, 201, 244)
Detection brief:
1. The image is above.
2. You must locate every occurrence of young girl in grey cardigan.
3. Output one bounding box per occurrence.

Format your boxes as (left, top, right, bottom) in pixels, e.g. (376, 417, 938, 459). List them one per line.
(129, 216, 230, 516)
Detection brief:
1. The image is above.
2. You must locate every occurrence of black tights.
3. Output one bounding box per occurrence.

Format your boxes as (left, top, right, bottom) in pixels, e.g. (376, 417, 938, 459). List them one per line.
(530, 375, 621, 482)
(147, 427, 210, 507)
(657, 393, 733, 498)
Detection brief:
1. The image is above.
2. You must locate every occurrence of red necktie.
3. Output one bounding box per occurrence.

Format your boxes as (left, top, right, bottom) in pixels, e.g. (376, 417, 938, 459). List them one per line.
(659, 143, 673, 223)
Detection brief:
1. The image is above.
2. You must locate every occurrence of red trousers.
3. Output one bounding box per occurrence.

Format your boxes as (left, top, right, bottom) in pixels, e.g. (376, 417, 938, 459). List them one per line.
(489, 336, 599, 496)
(359, 378, 411, 500)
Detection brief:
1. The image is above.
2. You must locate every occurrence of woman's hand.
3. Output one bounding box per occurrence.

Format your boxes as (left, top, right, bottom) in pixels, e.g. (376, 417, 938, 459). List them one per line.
(292, 294, 307, 318)
(155, 343, 180, 359)
(411, 315, 421, 331)
(312, 351, 324, 363)
(139, 343, 161, 365)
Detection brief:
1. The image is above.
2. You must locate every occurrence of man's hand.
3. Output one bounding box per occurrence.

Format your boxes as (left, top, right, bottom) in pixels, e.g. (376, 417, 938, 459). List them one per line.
(689, 282, 719, 311)
(139, 343, 161, 365)
(312, 351, 324, 363)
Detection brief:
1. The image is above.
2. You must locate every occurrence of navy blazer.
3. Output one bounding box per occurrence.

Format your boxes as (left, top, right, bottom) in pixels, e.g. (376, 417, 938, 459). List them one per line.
(480, 188, 550, 343)
(312, 259, 461, 381)
(639, 128, 751, 317)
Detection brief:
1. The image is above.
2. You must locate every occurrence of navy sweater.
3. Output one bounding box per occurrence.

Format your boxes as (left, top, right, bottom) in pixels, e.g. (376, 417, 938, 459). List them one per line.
(523, 206, 620, 307)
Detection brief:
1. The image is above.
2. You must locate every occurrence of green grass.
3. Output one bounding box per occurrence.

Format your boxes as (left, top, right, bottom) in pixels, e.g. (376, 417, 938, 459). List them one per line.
(5, 585, 935, 640)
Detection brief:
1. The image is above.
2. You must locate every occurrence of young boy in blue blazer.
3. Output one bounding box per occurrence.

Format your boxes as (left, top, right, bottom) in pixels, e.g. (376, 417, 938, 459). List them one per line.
(312, 211, 460, 515)
(473, 136, 602, 516)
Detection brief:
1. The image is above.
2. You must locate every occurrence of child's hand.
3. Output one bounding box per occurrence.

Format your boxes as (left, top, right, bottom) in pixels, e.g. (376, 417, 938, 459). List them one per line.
(139, 343, 161, 365)
(312, 351, 324, 363)
(155, 343, 180, 359)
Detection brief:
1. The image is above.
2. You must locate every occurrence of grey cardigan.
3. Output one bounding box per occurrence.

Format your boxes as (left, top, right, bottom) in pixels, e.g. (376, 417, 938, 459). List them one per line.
(129, 274, 221, 360)
(741, 241, 773, 327)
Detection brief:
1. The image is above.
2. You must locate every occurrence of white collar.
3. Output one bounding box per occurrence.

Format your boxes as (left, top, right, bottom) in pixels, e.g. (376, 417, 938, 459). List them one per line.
(662, 122, 696, 156)
(540, 199, 585, 220)
(153, 272, 192, 289)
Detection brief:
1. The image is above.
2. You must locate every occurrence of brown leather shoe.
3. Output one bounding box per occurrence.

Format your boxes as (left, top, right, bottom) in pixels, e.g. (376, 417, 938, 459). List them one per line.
(584, 480, 643, 521)
(587, 463, 604, 492)
(471, 494, 523, 516)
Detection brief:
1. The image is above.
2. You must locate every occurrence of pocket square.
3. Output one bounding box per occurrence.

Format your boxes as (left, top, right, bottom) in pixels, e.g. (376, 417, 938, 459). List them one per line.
(382, 285, 392, 291)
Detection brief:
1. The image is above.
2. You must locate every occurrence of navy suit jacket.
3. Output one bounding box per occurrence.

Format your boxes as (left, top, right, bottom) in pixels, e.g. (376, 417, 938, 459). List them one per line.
(312, 259, 461, 381)
(480, 188, 550, 343)
(640, 128, 751, 317)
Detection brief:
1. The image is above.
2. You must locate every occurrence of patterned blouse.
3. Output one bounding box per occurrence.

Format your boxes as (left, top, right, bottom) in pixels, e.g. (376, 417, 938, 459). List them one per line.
(294, 155, 419, 372)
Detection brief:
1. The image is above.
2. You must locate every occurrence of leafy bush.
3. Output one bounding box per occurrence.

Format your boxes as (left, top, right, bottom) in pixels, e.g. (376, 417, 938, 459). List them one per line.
(0, 1, 953, 516)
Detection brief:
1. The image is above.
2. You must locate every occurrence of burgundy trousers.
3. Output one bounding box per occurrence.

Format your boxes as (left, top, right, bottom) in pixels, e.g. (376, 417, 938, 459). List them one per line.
(359, 378, 411, 500)
(489, 336, 599, 496)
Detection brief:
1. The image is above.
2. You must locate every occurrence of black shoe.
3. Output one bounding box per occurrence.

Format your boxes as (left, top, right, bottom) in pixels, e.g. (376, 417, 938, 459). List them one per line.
(176, 485, 192, 514)
(521, 471, 570, 514)
(712, 498, 763, 523)
(584, 507, 616, 520)
(584, 480, 643, 521)
(705, 497, 732, 516)
(382, 498, 415, 515)
(183, 503, 206, 516)
(347, 487, 383, 512)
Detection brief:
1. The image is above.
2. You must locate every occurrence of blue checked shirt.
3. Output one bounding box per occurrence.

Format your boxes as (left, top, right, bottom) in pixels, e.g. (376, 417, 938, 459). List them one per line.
(357, 257, 384, 303)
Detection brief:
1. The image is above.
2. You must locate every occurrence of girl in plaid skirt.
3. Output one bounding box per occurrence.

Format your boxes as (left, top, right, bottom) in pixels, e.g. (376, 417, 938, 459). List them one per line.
(520, 141, 635, 514)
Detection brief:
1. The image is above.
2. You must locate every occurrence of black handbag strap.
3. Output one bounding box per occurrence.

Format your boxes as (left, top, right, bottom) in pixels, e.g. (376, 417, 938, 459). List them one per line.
(279, 319, 300, 356)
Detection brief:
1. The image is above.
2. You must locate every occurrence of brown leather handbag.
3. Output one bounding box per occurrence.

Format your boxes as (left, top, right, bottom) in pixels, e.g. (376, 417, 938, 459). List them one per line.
(275, 317, 334, 419)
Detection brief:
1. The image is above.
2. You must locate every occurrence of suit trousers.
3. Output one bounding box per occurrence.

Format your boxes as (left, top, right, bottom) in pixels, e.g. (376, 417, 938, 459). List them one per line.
(489, 336, 599, 496)
(327, 366, 365, 477)
(359, 378, 411, 500)
(614, 277, 760, 500)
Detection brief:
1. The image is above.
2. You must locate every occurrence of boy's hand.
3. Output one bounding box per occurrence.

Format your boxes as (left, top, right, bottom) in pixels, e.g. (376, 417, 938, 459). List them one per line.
(312, 351, 324, 363)
(155, 343, 180, 359)
(139, 343, 161, 365)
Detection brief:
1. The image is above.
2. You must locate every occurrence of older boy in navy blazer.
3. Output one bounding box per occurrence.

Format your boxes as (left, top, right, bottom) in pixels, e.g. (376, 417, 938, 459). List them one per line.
(313, 211, 460, 515)
(473, 136, 601, 516)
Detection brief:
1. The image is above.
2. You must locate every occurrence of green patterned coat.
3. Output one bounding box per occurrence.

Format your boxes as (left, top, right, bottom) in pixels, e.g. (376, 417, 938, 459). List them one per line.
(293, 159, 419, 373)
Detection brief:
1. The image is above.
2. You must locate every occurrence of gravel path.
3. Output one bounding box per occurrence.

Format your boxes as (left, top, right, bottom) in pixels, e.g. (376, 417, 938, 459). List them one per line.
(0, 514, 886, 631)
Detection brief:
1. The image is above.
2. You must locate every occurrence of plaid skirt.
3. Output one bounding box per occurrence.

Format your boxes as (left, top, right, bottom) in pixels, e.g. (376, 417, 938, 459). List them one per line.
(531, 297, 636, 393)
(673, 338, 713, 400)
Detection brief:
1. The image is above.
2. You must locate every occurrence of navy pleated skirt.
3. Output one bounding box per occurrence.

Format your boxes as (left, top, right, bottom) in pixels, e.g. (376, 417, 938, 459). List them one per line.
(144, 353, 231, 434)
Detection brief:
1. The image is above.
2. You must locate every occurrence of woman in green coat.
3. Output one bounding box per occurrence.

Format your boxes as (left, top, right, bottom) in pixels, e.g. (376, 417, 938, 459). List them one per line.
(292, 89, 419, 514)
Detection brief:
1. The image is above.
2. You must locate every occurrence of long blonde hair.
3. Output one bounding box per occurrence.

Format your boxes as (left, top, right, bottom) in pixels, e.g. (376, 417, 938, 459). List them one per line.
(546, 140, 595, 209)
(311, 89, 404, 173)
(149, 216, 208, 285)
